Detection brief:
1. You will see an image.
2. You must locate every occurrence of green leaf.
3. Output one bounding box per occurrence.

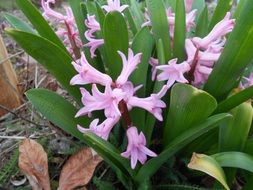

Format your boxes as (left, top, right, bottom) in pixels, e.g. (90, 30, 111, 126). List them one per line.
(144, 39, 166, 145)
(163, 83, 217, 146)
(145, 0, 172, 61)
(130, 27, 154, 134)
(191, 0, 205, 14)
(204, 0, 253, 101)
(26, 89, 89, 141)
(188, 153, 229, 190)
(244, 138, 253, 156)
(208, 0, 233, 31)
(6, 29, 81, 102)
(242, 176, 253, 190)
(234, 0, 247, 19)
(195, 6, 209, 38)
(131, 27, 154, 94)
(103, 11, 129, 80)
(219, 102, 253, 152)
(129, 0, 145, 28)
(4, 13, 35, 34)
(121, 0, 138, 35)
(95, 2, 106, 31)
(164, 0, 176, 11)
(135, 113, 231, 184)
(173, 0, 186, 62)
(68, 0, 86, 44)
(15, 0, 67, 53)
(214, 86, 253, 114)
(86, 0, 99, 18)
(83, 132, 134, 188)
(212, 152, 253, 173)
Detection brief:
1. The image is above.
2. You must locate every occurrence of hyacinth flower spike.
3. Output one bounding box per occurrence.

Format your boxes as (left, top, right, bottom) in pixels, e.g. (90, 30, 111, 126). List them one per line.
(70, 48, 167, 169)
(41, 0, 82, 59)
(121, 126, 157, 169)
(102, 0, 129, 13)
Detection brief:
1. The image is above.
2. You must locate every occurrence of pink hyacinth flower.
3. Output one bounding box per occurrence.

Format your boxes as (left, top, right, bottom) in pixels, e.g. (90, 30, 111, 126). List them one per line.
(41, 0, 66, 20)
(102, 0, 129, 13)
(192, 12, 235, 49)
(127, 85, 168, 121)
(70, 52, 112, 86)
(240, 73, 253, 89)
(149, 57, 159, 81)
(76, 84, 126, 118)
(186, 10, 197, 31)
(116, 49, 142, 85)
(156, 59, 191, 88)
(192, 63, 213, 86)
(84, 31, 104, 58)
(85, 15, 101, 36)
(121, 126, 157, 169)
(185, 39, 220, 64)
(77, 117, 120, 140)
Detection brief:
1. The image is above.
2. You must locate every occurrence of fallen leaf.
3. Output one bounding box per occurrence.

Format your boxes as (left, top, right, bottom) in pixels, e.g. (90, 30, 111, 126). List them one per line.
(58, 148, 103, 190)
(18, 138, 51, 190)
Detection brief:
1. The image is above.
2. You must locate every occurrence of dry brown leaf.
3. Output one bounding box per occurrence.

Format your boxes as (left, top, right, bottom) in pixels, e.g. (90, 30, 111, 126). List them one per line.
(18, 138, 51, 190)
(58, 148, 103, 190)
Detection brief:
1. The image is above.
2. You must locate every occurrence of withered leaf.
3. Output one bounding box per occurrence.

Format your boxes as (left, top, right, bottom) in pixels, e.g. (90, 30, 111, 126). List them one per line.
(58, 148, 103, 190)
(19, 138, 51, 190)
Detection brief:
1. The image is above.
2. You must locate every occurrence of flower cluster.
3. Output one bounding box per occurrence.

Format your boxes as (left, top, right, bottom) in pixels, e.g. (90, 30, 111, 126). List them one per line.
(71, 49, 166, 169)
(42, 0, 237, 169)
(84, 0, 128, 58)
(41, 0, 82, 59)
(146, 1, 235, 87)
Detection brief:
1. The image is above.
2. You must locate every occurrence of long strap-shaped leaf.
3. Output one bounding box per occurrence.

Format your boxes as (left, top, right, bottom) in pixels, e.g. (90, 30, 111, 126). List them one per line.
(131, 27, 154, 95)
(212, 152, 253, 173)
(16, 0, 68, 53)
(204, 0, 253, 101)
(173, 0, 186, 62)
(68, 0, 86, 44)
(195, 6, 209, 38)
(214, 85, 253, 114)
(208, 0, 233, 31)
(103, 11, 129, 80)
(26, 89, 89, 141)
(4, 13, 35, 34)
(145, 0, 172, 61)
(135, 113, 231, 184)
(163, 83, 217, 146)
(6, 29, 81, 102)
(188, 153, 229, 190)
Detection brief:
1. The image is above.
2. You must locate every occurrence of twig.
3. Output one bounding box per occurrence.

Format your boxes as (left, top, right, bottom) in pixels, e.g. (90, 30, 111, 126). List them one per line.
(0, 104, 44, 127)
(0, 142, 19, 157)
(0, 50, 24, 65)
(0, 136, 27, 140)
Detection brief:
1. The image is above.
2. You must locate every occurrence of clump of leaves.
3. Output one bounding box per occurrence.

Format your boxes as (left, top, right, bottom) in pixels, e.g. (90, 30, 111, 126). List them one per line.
(4, 0, 253, 189)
